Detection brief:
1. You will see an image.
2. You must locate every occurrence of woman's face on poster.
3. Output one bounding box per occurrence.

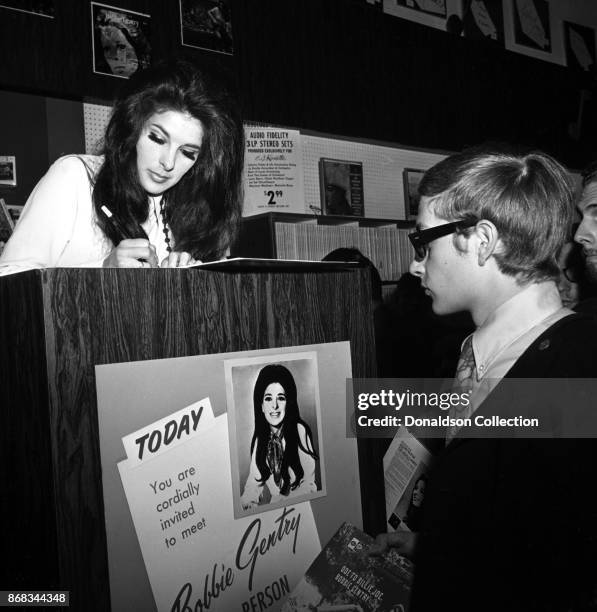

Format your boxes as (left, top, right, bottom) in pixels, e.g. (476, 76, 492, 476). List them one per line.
(412, 479, 425, 507)
(261, 382, 286, 429)
(100, 24, 138, 77)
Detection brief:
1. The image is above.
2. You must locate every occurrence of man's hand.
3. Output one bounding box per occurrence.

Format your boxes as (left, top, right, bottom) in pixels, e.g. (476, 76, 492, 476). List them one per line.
(369, 531, 418, 559)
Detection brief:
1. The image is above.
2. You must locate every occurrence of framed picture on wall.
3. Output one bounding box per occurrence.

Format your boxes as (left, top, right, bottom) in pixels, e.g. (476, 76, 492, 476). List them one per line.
(180, 0, 234, 55)
(564, 21, 596, 73)
(0, 156, 17, 187)
(91, 3, 151, 79)
(395, 0, 447, 18)
(383, 0, 463, 33)
(512, 0, 551, 53)
(463, 0, 504, 44)
(403, 168, 424, 220)
(502, 0, 563, 65)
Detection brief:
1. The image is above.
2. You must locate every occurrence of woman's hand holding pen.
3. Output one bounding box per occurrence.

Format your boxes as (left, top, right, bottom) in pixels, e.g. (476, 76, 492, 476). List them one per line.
(103, 239, 158, 268)
(160, 251, 201, 268)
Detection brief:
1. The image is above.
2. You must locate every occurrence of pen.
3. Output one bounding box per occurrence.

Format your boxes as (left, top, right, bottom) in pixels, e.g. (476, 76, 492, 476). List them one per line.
(100, 205, 148, 242)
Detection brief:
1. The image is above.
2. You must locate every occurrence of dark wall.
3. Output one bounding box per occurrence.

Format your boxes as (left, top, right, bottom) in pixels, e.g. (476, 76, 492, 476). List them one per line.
(0, 0, 595, 168)
(0, 92, 85, 208)
(0, 91, 48, 207)
(45, 97, 85, 165)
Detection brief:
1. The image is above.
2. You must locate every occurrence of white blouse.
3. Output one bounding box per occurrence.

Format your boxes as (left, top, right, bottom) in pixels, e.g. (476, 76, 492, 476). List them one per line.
(0, 154, 171, 276)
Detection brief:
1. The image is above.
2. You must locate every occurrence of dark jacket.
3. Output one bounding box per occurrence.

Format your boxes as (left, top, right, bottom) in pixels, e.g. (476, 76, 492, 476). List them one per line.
(411, 314, 597, 612)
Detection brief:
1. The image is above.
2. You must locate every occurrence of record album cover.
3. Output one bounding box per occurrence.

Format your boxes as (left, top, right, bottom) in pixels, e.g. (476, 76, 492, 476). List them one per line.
(319, 158, 364, 217)
(281, 522, 414, 612)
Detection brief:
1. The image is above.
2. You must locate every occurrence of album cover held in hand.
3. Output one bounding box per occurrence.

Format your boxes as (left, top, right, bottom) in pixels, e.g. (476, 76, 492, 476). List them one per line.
(319, 158, 364, 216)
(281, 522, 414, 612)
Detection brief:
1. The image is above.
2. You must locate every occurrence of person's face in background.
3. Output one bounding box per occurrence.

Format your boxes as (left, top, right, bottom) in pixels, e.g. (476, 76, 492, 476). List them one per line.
(557, 242, 582, 309)
(100, 24, 137, 77)
(136, 109, 203, 196)
(261, 382, 286, 430)
(412, 479, 425, 507)
(575, 180, 597, 281)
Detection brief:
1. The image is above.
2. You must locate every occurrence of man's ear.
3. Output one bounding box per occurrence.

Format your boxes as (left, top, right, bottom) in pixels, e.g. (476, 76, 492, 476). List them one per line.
(474, 220, 500, 266)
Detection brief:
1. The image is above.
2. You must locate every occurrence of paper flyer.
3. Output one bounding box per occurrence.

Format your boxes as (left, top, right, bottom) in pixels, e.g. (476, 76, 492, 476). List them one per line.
(118, 398, 321, 611)
(383, 427, 433, 533)
(242, 127, 305, 216)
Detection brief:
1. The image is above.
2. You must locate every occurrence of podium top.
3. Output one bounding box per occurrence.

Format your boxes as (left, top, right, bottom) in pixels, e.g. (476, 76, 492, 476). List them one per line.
(0, 257, 362, 279)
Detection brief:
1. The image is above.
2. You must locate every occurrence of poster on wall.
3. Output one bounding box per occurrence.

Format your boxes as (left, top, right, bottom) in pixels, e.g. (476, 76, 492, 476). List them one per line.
(0, 0, 54, 18)
(564, 21, 596, 73)
(180, 0, 233, 55)
(95, 341, 361, 611)
(225, 352, 326, 519)
(242, 126, 306, 216)
(91, 3, 151, 79)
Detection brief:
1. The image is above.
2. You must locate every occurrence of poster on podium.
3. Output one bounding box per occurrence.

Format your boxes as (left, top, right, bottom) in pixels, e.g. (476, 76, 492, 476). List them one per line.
(96, 341, 361, 611)
(117, 398, 320, 611)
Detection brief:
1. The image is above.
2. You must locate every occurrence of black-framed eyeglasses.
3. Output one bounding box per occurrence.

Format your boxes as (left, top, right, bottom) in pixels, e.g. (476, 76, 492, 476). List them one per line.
(562, 266, 582, 283)
(408, 220, 477, 262)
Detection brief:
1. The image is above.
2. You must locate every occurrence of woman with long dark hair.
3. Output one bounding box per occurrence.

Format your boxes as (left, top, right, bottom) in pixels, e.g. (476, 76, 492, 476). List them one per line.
(241, 364, 319, 509)
(403, 475, 426, 532)
(0, 58, 243, 274)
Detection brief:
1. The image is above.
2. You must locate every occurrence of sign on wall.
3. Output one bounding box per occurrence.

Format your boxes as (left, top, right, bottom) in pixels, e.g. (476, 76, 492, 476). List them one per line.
(242, 127, 306, 216)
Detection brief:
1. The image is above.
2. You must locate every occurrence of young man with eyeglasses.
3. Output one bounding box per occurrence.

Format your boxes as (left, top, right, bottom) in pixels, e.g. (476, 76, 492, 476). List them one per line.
(375, 146, 597, 612)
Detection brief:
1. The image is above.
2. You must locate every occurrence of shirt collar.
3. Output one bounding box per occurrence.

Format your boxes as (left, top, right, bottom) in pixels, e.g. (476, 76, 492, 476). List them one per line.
(468, 281, 563, 378)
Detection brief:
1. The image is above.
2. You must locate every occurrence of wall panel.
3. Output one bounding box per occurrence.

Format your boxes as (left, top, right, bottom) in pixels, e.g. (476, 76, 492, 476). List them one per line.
(0, 1, 594, 168)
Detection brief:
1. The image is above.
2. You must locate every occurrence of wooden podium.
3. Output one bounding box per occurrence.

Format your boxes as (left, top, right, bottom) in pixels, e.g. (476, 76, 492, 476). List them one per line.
(0, 265, 381, 610)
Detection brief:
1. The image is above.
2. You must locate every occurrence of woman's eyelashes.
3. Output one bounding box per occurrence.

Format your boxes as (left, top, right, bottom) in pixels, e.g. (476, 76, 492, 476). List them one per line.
(148, 132, 198, 161)
(148, 131, 165, 145)
(181, 149, 198, 161)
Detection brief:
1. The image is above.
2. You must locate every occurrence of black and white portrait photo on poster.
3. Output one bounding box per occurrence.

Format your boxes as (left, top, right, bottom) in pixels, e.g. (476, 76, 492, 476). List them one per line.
(225, 352, 326, 519)
(387, 468, 427, 533)
(91, 3, 151, 79)
(0, 1, 54, 18)
(179, 0, 233, 55)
